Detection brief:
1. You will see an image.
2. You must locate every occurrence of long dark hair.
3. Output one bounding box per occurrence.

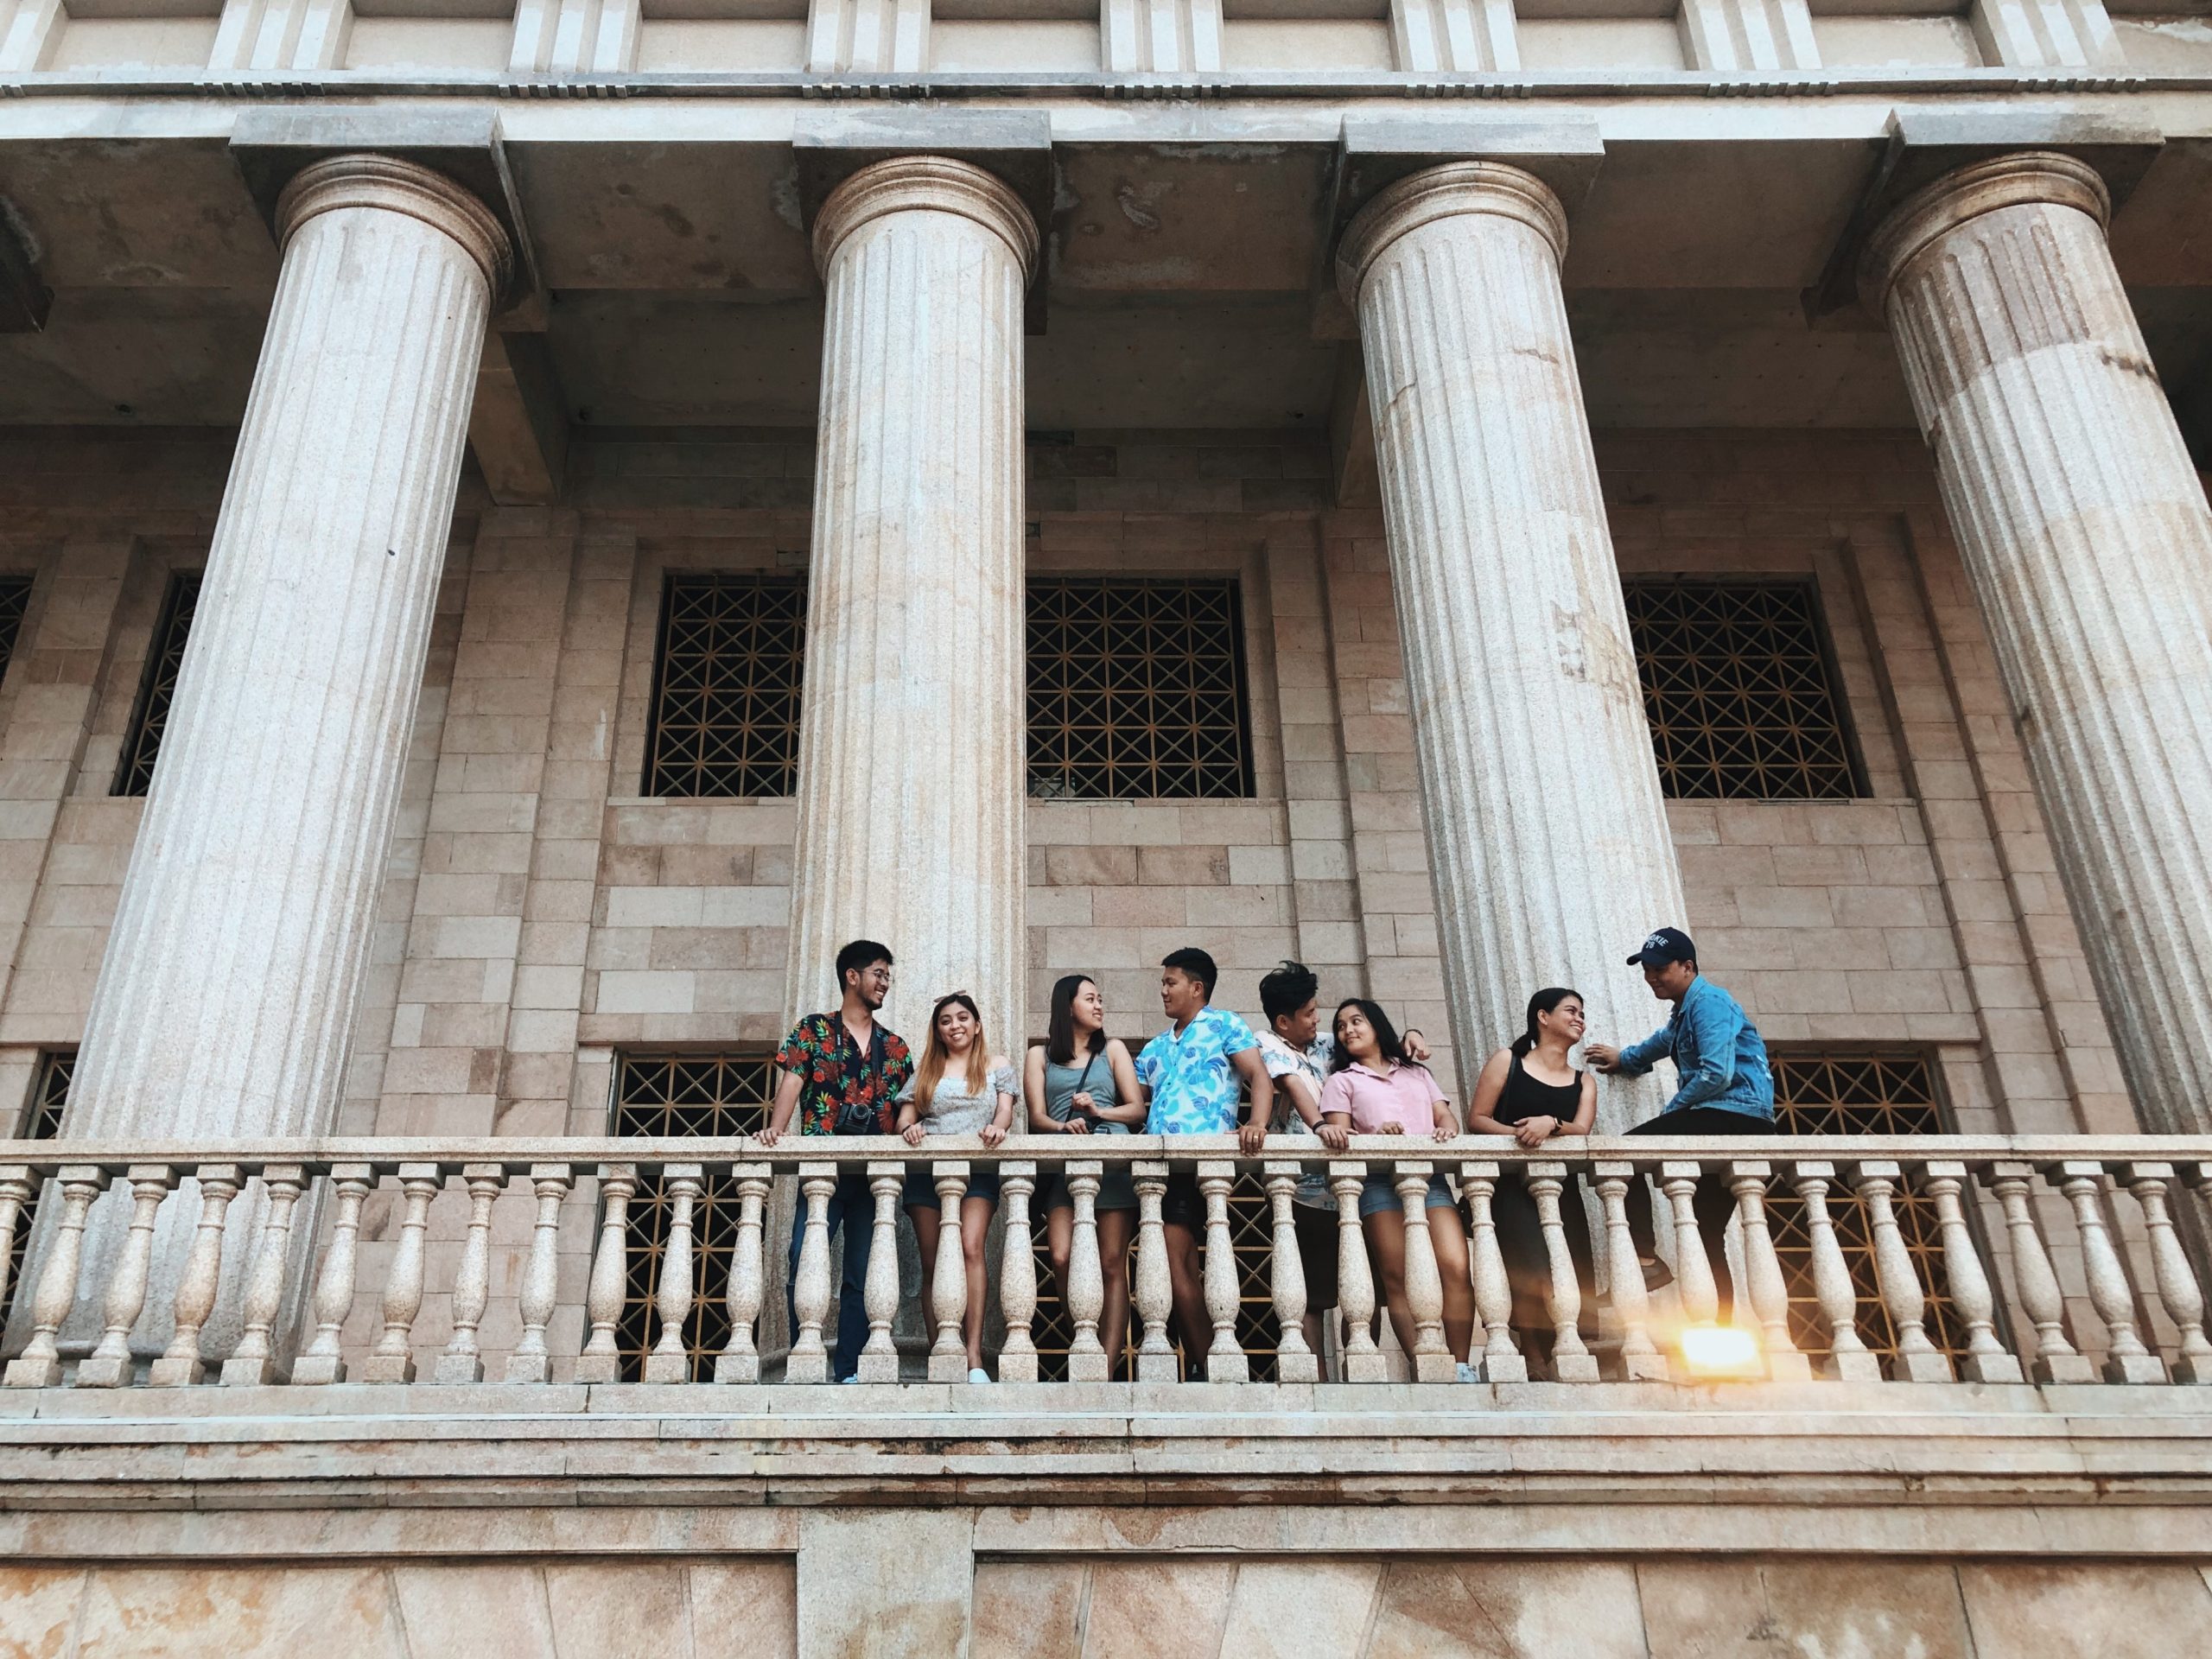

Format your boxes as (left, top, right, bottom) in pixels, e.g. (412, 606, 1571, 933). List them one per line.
(1329, 998, 1407, 1072)
(1512, 987, 1583, 1060)
(1046, 974, 1106, 1067)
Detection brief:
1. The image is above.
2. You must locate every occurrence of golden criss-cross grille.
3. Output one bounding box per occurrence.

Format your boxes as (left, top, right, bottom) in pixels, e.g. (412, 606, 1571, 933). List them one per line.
(1624, 578, 1862, 800)
(1027, 577, 1255, 800)
(0, 575, 32, 687)
(611, 1052, 776, 1382)
(4, 1053, 69, 1320)
(643, 574, 806, 798)
(1764, 1052, 1976, 1368)
(114, 572, 200, 798)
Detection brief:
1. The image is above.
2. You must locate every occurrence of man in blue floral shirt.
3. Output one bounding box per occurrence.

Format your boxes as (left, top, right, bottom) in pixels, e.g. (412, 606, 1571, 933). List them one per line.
(761, 938, 912, 1382)
(1135, 947, 1273, 1365)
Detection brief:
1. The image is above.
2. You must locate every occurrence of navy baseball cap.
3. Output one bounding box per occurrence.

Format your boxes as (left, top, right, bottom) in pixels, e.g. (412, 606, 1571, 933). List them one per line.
(1627, 927, 1696, 968)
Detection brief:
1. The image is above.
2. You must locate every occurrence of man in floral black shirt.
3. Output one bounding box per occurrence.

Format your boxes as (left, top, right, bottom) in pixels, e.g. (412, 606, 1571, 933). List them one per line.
(761, 938, 912, 1382)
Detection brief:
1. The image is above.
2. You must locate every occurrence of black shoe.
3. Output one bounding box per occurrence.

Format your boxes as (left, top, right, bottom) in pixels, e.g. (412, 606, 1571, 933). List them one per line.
(1641, 1258, 1675, 1293)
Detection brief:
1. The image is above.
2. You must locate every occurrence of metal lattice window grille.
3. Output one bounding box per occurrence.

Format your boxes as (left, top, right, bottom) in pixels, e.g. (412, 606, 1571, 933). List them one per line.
(5, 1052, 70, 1321)
(1763, 1052, 1980, 1369)
(1624, 577, 1866, 801)
(0, 575, 33, 689)
(611, 1052, 777, 1382)
(643, 574, 806, 799)
(113, 571, 200, 798)
(1027, 577, 1255, 801)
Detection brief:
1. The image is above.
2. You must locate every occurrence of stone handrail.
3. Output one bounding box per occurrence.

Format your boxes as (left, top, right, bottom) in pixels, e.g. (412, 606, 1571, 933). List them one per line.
(2, 1133, 2208, 1389)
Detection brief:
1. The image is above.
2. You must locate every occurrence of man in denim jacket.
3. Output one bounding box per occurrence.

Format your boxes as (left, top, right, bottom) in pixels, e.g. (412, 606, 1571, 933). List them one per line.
(1586, 926, 1773, 1318)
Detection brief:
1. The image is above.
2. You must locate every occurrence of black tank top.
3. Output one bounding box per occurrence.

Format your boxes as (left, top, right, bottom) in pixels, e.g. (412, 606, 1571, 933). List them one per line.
(1497, 1052, 1582, 1126)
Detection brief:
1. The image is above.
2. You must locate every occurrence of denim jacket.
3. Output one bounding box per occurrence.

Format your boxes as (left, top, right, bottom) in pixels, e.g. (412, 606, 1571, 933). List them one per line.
(1616, 975, 1775, 1122)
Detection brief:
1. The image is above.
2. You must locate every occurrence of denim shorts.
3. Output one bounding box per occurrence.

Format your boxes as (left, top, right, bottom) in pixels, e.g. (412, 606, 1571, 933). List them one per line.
(902, 1165, 1001, 1211)
(1357, 1172, 1455, 1220)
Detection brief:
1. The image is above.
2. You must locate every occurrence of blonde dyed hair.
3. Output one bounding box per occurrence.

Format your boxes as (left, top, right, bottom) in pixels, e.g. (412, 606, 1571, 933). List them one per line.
(914, 991, 990, 1112)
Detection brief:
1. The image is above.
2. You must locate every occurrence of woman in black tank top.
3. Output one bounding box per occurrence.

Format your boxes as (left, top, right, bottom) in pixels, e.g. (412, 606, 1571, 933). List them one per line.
(1467, 988, 1599, 1376)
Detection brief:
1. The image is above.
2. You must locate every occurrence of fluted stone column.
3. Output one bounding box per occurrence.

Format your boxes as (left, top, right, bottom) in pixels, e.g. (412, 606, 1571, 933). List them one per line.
(41, 156, 509, 1357)
(1338, 162, 1685, 1121)
(1864, 152, 2212, 1135)
(786, 158, 1034, 1044)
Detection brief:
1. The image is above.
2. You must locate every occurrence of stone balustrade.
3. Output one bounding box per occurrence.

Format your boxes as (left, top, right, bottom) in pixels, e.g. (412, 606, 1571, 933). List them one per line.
(3, 1134, 2209, 1391)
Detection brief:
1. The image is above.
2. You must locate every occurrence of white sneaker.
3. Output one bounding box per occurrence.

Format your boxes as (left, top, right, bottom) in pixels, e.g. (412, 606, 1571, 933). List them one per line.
(968, 1367, 991, 1384)
(1455, 1361, 1478, 1384)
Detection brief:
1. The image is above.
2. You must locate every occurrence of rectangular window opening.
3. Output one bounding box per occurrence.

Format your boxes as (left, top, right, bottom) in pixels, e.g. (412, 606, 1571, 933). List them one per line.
(1624, 576, 1868, 801)
(113, 571, 201, 798)
(5, 1052, 71, 1323)
(642, 572, 807, 799)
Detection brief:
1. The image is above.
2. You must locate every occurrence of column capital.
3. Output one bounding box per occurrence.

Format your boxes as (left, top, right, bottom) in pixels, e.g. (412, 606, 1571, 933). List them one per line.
(1335, 160, 1567, 309)
(276, 154, 514, 298)
(1858, 149, 2108, 314)
(810, 155, 1039, 283)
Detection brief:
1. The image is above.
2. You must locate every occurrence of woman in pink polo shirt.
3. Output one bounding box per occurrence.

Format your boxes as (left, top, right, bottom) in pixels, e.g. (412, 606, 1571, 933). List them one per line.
(1319, 999, 1476, 1379)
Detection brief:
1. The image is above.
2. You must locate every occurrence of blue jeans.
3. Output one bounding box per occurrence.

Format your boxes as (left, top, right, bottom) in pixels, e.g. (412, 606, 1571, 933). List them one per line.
(786, 1169, 874, 1381)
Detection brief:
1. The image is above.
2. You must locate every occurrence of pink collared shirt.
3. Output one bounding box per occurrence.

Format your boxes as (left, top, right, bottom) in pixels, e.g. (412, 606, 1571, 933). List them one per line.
(1319, 1059, 1446, 1135)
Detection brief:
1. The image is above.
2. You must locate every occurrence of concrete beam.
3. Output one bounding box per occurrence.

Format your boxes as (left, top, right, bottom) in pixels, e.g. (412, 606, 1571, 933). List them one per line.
(468, 330, 570, 507)
(0, 200, 48, 333)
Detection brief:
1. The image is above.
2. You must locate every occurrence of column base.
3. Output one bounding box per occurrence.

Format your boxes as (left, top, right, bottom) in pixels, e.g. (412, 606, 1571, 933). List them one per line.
(1552, 1353, 1601, 1383)
(926, 1351, 970, 1383)
(1894, 1351, 1954, 1383)
(4, 1356, 62, 1389)
(1135, 1349, 1179, 1382)
(999, 1350, 1039, 1383)
(73, 1354, 132, 1389)
(1765, 1352, 1815, 1383)
(572, 1355, 620, 1385)
(359, 1354, 415, 1385)
(2105, 1353, 2169, 1384)
(714, 1352, 761, 1384)
(219, 1356, 278, 1387)
(785, 1351, 830, 1385)
(2169, 1355, 2212, 1385)
(1276, 1352, 1320, 1384)
(146, 1356, 203, 1389)
(1410, 1351, 1457, 1384)
(1066, 1351, 1111, 1383)
(2032, 1352, 2096, 1385)
(1206, 1350, 1250, 1383)
(499, 1355, 549, 1386)
(855, 1350, 900, 1383)
(1617, 1351, 1670, 1382)
(1480, 1352, 1529, 1384)
(1961, 1352, 2026, 1385)
(1828, 1351, 1885, 1383)
(639, 1354, 688, 1385)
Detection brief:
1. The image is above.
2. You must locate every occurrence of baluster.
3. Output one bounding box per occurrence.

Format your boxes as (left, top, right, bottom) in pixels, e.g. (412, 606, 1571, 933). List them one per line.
(1593, 1163, 1666, 1382)
(572, 1164, 636, 1386)
(999, 1161, 1039, 1383)
(221, 1164, 306, 1386)
(431, 1164, 507, 1385)
(854, 1162, 906, 1383)
(1458, 1163, 1524, 1384)
(1197, 1161, 1248, 1382)
(1726, 1161, 1809, 1382)
(1982, 1163, 2093, 1384)
(73, 1165, 174, 1389)
(786, 1163, 837, 1384)
(1528, 1163, 1597, 1382)
(1332, 1163, 1385, 1382)
(1848, 1160, 1949, 1382)
(1395, 1162, 1453, 1382)
(149, 1165, 242, 1387)
(4, 1166, 101, 1388)
(642, 1165, 703, 1384)
(2121, 1163, 2212, 1385)
(293, 1164, 375, 1386)
(1132, 1161, 1178, 1381)
(0, 1166, 34, 1323)
(1265, 1162, 1317, 1384)
(1064, 1162, 1109, 1383)
(1790, 1162, 1881, 1382)
(1923, 1160, 2023, 1383)
(1660, 1162, 1719, 1327)
(2054, 1161, 2165, 1382)
(925, 1162, 971, 1382)
(362, 1164, 443, 1384)
(503, 1164, 572, 1385)
(714, 1166, 771, 1383)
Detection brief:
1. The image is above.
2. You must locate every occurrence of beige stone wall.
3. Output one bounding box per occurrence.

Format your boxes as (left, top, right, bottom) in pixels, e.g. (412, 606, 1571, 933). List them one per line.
(0, 424, 2159, 1372)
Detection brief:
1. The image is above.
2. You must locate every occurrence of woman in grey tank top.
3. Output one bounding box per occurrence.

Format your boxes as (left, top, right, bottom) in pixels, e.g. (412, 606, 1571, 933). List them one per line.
(1025, 974, 1145, 1378)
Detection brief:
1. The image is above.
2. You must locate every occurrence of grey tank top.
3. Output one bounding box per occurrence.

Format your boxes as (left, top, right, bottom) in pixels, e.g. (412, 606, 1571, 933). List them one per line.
(1044, 1051, 1130, 1135)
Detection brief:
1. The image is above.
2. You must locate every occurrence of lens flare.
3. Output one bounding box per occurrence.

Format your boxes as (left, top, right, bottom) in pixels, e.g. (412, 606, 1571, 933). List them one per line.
(1678, 1324, 1763, 1378)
